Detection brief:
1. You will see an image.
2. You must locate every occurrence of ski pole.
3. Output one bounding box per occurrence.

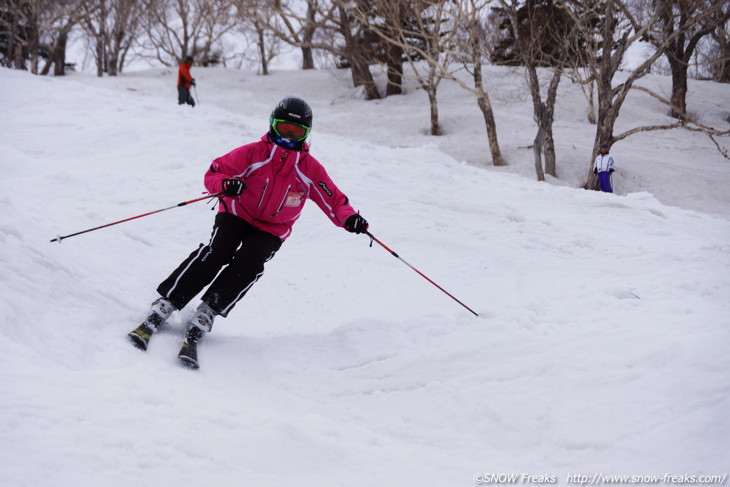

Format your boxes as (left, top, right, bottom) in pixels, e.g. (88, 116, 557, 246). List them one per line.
(50, 192, 222, 243)
(193, 84, 200, 106)
(364, 231, 479, 317)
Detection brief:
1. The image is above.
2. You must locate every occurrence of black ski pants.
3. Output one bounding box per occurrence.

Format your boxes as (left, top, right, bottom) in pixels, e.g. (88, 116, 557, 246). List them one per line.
(157, 213, 282, 317)
(177, 85, 195, 107)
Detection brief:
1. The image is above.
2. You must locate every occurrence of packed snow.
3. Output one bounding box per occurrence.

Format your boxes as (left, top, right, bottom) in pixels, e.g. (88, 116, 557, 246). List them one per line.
(0, 63, 729, 487)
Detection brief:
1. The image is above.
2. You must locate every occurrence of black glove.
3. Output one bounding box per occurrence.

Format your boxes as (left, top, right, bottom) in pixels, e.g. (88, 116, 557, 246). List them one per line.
(609, 168, 615, 174)
(222, 178, 244, 197)
(593, 168, 598, 174)
(191, 79, 196, 86)
(344, 213, 369, 234)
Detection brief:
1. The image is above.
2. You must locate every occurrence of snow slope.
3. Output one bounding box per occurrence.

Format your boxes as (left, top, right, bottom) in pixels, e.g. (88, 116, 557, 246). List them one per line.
(1, 66, 729, 486)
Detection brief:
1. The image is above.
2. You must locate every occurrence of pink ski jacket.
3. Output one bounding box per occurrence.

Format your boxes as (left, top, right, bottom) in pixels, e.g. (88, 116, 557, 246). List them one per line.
(204, 135, 357, 241)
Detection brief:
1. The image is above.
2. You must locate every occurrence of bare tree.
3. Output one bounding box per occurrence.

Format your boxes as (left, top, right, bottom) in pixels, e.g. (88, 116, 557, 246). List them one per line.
(232, 0, 282, 74)
(352, 0, 506, 156)
(82, 0, 145, 76)
(267, 0, 319, 69)
(402, 0, 454, 135)
(707, 21, 730, 82)
(1, 0, 85, 75)
(496, 0, 578, 179)
(252, 0, 334, 70)
(332, 0, 381, 99)
(348, 0, 455, 135)
(639, 0, 730, 118)
(360, 0, 409, 96)
(451, 0, 506, 165)
(254, 0, 381, 98)
(1, 1, 45, 72)
(382, 1, 405, 96)
(564, 0, 666, 188)
(561, 0, 729, 188)
(143, 0, 237, 66)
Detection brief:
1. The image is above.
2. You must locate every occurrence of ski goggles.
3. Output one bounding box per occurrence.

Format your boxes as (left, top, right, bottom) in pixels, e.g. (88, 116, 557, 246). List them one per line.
(270, 117, 311, 141)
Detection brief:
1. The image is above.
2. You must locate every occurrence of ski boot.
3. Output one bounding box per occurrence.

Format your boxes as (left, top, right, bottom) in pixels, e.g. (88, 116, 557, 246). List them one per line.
(177, 303, 215, 369)
(128, 298, 175, 351)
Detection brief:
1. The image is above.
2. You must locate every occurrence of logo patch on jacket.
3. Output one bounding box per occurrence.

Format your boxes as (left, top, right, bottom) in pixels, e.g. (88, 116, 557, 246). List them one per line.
(318, 181, 333, 196)
(284, 191, 305, 207)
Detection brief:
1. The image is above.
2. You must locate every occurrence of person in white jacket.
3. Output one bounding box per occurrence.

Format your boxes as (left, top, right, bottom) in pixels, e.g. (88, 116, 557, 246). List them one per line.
(593, 144, 618, 192)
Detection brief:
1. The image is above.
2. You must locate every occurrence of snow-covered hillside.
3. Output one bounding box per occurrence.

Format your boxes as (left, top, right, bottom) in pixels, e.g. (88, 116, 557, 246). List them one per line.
(0, 65, 729, 486)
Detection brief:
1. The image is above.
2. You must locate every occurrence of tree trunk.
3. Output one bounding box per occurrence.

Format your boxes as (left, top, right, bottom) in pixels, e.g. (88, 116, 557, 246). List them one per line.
(586, 72, 617, 189)
(386, 44, 403, 96)
(301, 0, 316, 69)
(14, 44, 24, 70)
(427, 88, 441, 136)
(477, 92, 505, 166)
(256, 23, 269, 75)
(534, 122, 546, 182)
(40, 56, 52, 75)
(543, 126, 557, 177)
(107, 28, 125, 76)
(107, 51, 119, 76)
(28, 30, 39, 74)
(470, 20, 504, 166)
(96, 37, 104, 77)
(338, 6, 379, 100)
(351, 56, 380, 99)
(301, 46, 315, 69)
(27, 22, 39, 74)
(718, 32, 730, 82)
(543, 70, 561, 177)
(52, 31, 68, 76)
(587, 85, 597, 124)
(119, 54, 127, 73)
(669, 57, 688, 119)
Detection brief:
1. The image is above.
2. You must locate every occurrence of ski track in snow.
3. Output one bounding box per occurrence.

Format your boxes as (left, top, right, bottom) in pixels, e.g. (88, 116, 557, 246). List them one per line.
(0, 66, 729, 486)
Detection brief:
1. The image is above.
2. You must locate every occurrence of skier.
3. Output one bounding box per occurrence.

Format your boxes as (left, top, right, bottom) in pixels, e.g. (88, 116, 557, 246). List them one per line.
(128, 97, 369, 368)
(177, 56, 196, 107)
(593, 143, 618, 193)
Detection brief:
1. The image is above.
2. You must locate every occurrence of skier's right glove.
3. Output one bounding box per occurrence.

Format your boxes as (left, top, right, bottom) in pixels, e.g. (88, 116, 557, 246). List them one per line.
(593, 168, 598, 174)
(222, 178, 244, 197)
(344, 213, 369, 234)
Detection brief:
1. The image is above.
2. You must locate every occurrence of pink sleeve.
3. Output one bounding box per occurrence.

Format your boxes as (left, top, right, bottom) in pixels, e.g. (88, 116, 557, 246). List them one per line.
(304, 159, 356, 227)
(204, 146, 250, 194)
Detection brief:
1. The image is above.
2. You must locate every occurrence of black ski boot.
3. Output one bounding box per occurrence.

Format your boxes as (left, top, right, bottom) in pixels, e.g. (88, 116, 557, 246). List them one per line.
(128, 298, 175, 351)
(177, 326, 204, 369)
(177, 303, 215, 369)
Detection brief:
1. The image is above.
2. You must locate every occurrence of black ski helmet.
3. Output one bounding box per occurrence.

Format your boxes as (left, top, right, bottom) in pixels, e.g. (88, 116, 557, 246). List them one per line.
(270, 97, 313, 133)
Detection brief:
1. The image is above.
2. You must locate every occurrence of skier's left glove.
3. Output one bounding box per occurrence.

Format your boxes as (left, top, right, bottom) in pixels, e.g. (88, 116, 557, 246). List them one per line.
(344, 213, 369, 234)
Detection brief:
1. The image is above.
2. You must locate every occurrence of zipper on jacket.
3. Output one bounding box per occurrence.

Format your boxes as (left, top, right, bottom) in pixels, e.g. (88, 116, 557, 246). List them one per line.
(257, 178, 269, 208)
(272, 184, 291, 216)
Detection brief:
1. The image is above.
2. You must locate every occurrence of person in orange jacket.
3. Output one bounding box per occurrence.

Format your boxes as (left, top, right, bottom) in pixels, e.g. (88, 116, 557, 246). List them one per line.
(177, 56, 196, 107)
